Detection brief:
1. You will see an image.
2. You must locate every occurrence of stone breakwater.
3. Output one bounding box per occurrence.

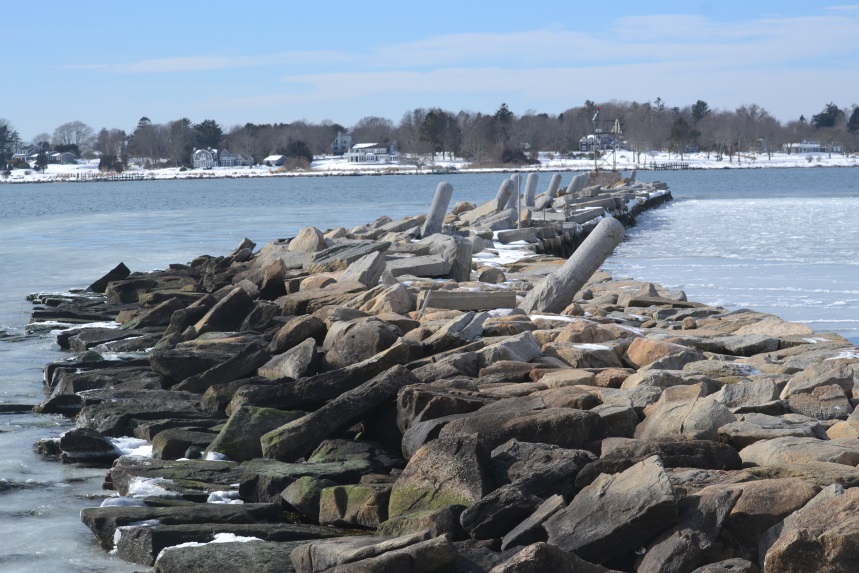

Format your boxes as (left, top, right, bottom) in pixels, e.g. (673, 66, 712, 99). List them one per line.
(25, 171, 859, 573)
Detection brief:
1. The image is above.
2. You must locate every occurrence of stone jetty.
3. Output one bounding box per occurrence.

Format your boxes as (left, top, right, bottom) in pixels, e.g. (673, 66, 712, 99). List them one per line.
(27, 170, 859, 573)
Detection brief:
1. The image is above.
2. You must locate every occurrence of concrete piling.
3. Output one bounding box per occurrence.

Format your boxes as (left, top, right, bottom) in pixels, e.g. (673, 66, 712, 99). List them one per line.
(524, 173, 539, 207)
(421, 181, 454, 238)
(546, 173, 562, 199)
(520, 216, 626, 314)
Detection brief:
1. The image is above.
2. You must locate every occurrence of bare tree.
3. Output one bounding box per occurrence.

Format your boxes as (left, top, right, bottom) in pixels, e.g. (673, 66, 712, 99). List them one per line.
(52, 121, 95, 155)
(351, 116, 395, 144)
(94, 128, 127, 159)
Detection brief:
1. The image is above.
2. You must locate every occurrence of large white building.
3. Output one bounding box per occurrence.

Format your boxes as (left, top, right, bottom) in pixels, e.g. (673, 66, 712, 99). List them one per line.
(346, 142, 398, 163)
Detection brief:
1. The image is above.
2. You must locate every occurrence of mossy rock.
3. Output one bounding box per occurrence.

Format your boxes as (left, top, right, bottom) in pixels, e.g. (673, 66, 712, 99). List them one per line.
(205, 406, 303, 462)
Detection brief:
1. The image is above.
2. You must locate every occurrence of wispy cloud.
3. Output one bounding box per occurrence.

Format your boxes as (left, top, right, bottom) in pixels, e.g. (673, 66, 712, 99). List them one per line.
(73, 51, 348, 73)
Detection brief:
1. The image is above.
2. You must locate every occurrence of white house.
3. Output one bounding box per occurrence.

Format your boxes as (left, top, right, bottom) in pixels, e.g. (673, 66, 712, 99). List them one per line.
(331, 131, 352, 155)
(346, 142, 398, 163)
(782, 140, 843, 154)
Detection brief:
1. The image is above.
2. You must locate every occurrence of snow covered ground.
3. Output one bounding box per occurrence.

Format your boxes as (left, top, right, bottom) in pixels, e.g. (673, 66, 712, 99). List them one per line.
(2, 149, 857, 184)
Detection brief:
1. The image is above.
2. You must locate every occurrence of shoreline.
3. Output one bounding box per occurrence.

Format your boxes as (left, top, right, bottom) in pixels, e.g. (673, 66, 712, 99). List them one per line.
(21, 173, 859, 572)
(2, 151, 858, 185)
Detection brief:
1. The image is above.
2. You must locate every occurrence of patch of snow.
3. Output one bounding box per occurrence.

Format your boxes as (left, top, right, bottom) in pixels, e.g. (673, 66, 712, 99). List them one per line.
(574, 343, 612, 351)
(99, 496, 148, 508)
(155, 533, 263, 563)
(207, 491, 244, 504)
(112, 436, 152, 456)
(126, 476, 179, 499)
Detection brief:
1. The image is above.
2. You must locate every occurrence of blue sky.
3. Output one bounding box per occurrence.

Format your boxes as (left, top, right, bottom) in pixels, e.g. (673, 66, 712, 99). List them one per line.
(4, 1, 858, 140)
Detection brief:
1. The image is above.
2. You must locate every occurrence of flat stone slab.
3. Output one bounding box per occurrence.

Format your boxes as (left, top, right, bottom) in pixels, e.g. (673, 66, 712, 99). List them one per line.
(81, 502, 283, 550)
(416, 290, 517, 311)
(386, 254, 452, 278)
(155, 540, 306, 573)
(117, 522, 341, 566)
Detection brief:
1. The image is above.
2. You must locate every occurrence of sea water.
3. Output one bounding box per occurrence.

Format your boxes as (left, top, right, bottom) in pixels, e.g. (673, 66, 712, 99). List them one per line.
(0, 169, 856, 570)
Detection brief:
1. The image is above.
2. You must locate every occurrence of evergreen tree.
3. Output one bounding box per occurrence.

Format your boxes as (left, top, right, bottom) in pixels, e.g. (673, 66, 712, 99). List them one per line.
(0, 120, 21, 163)
(847, 107, 859, 134)
(193, 119, 224, 149)
(284, 140, 313, 163)
(691, 100, 711, 124)
(811, 103, 844, 128)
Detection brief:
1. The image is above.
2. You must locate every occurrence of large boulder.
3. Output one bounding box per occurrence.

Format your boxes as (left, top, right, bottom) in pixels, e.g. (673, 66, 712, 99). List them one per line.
(205, 406, 303, 462)
(260, 365, 419, 461)
(322, 318, 402, 371)
(544, 455, 678, 564)
(388, 434, 494, 519)
(740, 436, 859, 467)
(634, 383, 735, 441)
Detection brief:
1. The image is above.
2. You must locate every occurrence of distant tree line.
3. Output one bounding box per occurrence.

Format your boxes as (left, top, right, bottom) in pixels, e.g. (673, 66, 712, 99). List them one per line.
(3, 99, 859, 172)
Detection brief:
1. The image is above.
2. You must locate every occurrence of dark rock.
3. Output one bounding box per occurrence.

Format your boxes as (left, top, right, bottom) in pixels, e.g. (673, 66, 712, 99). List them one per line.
(636, 487, 743, 573)
(488, 542, 621, 573)
(86, 262, 131, 293)
(81, 502, 283, 550)
(260, 365, 420, 461)
(501, 494, 567, 551)
(117, 522, 341, 566)
(174, 341, 271, 393)
(291, 532, 457, 573)
(545, 455, 678, 564)
(107, 456, 244, 501)
(76, 388, 213, 436)
(151, 427, 218, 460)
(229, 339, 411, 414)
(396, 383, 495, 432)
(58, 427, 122, 465)
(460, 484, 542, 540)
(154, 540, 306, 573)
(575, 438, 742, 489)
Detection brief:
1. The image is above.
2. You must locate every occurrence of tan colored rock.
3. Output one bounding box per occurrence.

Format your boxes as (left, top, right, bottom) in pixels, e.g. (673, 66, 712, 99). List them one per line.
(700, 478, 819, 556)
(623, 337, 705, 370)
(764, 486, 859, 573)
(734, 316, 814, 337)
(780, 361, 855, 399)
(827, 420, 859, 439)
(288, 226, 325, 253)
(740, 436, 859, 467)
(539, 369, 596, 388)
(300, 274, 336, 291)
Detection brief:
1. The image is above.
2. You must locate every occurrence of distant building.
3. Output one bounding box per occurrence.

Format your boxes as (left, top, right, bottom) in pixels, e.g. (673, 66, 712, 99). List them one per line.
(782, 140, 842, 154)
(49, 151, 78, 164)
(192, 148, 251, 169)
(262, 154, 285, 167)
(11, 144, 44, 162)
(346, 142, 398, 163)
(579, 134, 616, 152)
(331, 131, 352, 156)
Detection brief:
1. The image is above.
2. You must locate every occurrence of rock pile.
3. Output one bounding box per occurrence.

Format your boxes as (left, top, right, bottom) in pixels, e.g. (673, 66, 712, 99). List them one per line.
(28, 172, 859, 572)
